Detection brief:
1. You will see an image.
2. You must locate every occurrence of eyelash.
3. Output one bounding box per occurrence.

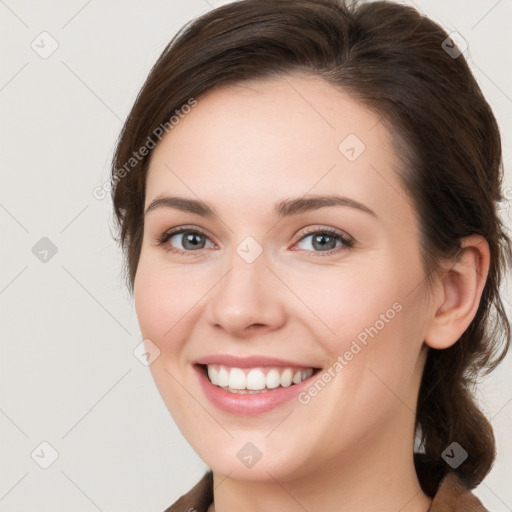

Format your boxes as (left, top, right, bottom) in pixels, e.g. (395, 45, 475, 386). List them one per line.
(155, 225, 354, 257)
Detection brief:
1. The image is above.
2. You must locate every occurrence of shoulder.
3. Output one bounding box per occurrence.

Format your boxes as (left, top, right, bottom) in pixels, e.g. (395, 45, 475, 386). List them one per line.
(429, 472, 489, 512)
(163, 470, 213, 512)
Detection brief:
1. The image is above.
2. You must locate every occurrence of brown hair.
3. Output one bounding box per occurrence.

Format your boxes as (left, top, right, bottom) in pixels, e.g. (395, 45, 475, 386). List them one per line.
(110, 0, 512, 495)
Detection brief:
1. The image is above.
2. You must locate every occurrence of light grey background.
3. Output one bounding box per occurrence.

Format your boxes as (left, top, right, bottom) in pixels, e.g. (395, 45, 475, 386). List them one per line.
(1, 0, 511, 510)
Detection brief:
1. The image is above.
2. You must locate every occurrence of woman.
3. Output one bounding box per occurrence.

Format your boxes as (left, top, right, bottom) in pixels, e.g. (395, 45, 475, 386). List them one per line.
(110, 0, 511, 510)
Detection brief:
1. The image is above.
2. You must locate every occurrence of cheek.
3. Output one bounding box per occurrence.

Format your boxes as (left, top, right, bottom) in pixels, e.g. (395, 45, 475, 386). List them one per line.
(134, 271, 168, 342)
(134, 261, 204, 425)
(291, 263, 402, 345)
(133, 255, 196, 356)
(296, 265, 419, 399)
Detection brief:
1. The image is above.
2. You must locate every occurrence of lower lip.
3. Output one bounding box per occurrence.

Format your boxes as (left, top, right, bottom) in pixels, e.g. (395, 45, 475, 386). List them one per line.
(194, 364, 320, 416)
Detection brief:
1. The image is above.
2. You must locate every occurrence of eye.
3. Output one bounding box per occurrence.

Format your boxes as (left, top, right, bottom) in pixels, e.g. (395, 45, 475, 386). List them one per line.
(156, 227, 215, 255)
(155, 226, 354, 257)
(293, 227, 354, 256)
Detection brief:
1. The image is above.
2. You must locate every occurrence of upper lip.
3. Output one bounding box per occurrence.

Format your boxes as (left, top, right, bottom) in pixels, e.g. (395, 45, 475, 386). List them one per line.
(193, 354, 320, 369)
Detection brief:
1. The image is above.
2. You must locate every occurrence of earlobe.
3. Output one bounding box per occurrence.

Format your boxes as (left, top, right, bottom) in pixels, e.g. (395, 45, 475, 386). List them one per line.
(424, 235, 490, 350)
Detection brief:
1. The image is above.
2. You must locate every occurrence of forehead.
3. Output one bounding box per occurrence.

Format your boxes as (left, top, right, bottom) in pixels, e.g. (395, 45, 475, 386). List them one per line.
(145, 74, 411, 226)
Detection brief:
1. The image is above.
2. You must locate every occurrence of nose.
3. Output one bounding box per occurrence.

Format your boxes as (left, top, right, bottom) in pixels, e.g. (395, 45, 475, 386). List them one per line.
(206, 251, 287, 338)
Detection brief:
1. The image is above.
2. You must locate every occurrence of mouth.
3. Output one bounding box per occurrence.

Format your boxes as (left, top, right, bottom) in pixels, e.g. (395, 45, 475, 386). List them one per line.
(195, 363, 322, 394)
(193, 362, 324, 416)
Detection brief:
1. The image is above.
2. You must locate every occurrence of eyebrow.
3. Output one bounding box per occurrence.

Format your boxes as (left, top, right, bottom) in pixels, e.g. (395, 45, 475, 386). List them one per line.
(144, 194, 377, 219)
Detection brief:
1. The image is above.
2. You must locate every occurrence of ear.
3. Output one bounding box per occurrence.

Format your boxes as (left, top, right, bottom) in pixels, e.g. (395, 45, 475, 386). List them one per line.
(424, 234, 490, 350)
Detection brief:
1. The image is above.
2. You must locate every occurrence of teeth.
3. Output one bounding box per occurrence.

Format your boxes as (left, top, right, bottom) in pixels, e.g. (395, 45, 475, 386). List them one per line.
(206, 364, 315, 392)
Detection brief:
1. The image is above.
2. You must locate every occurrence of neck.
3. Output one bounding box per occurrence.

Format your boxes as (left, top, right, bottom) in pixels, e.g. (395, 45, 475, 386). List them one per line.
(209, 420, 432, 512)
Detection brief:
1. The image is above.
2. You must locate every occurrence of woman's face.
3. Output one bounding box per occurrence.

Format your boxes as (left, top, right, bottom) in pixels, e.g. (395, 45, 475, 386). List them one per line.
(134, 75, 435, 481)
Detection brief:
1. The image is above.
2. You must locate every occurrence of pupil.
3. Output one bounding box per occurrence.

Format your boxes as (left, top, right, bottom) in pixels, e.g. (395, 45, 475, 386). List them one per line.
(313, 234, 336, 251)
(184, 233, 203, 249)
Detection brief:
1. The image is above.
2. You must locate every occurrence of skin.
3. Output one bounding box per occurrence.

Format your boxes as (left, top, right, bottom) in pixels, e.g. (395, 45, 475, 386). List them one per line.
(134, 74, 489, 512)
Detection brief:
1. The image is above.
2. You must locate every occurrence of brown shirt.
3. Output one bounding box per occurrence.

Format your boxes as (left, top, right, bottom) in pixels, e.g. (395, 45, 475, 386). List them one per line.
(163, 470, 489, 511)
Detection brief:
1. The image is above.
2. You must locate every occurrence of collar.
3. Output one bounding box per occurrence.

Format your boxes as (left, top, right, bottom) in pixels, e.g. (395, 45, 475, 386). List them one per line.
(164, 469, 488, 512)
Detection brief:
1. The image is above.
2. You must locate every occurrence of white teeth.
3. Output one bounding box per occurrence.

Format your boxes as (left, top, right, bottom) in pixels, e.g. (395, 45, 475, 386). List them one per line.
(206, 364, 315, 391)
(228, 368, 246, 390)
(217, 366, 229, 387)
(280, 368, 293, 387)
(246, 368, 266, 390)
(266, 368, 280, 389)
